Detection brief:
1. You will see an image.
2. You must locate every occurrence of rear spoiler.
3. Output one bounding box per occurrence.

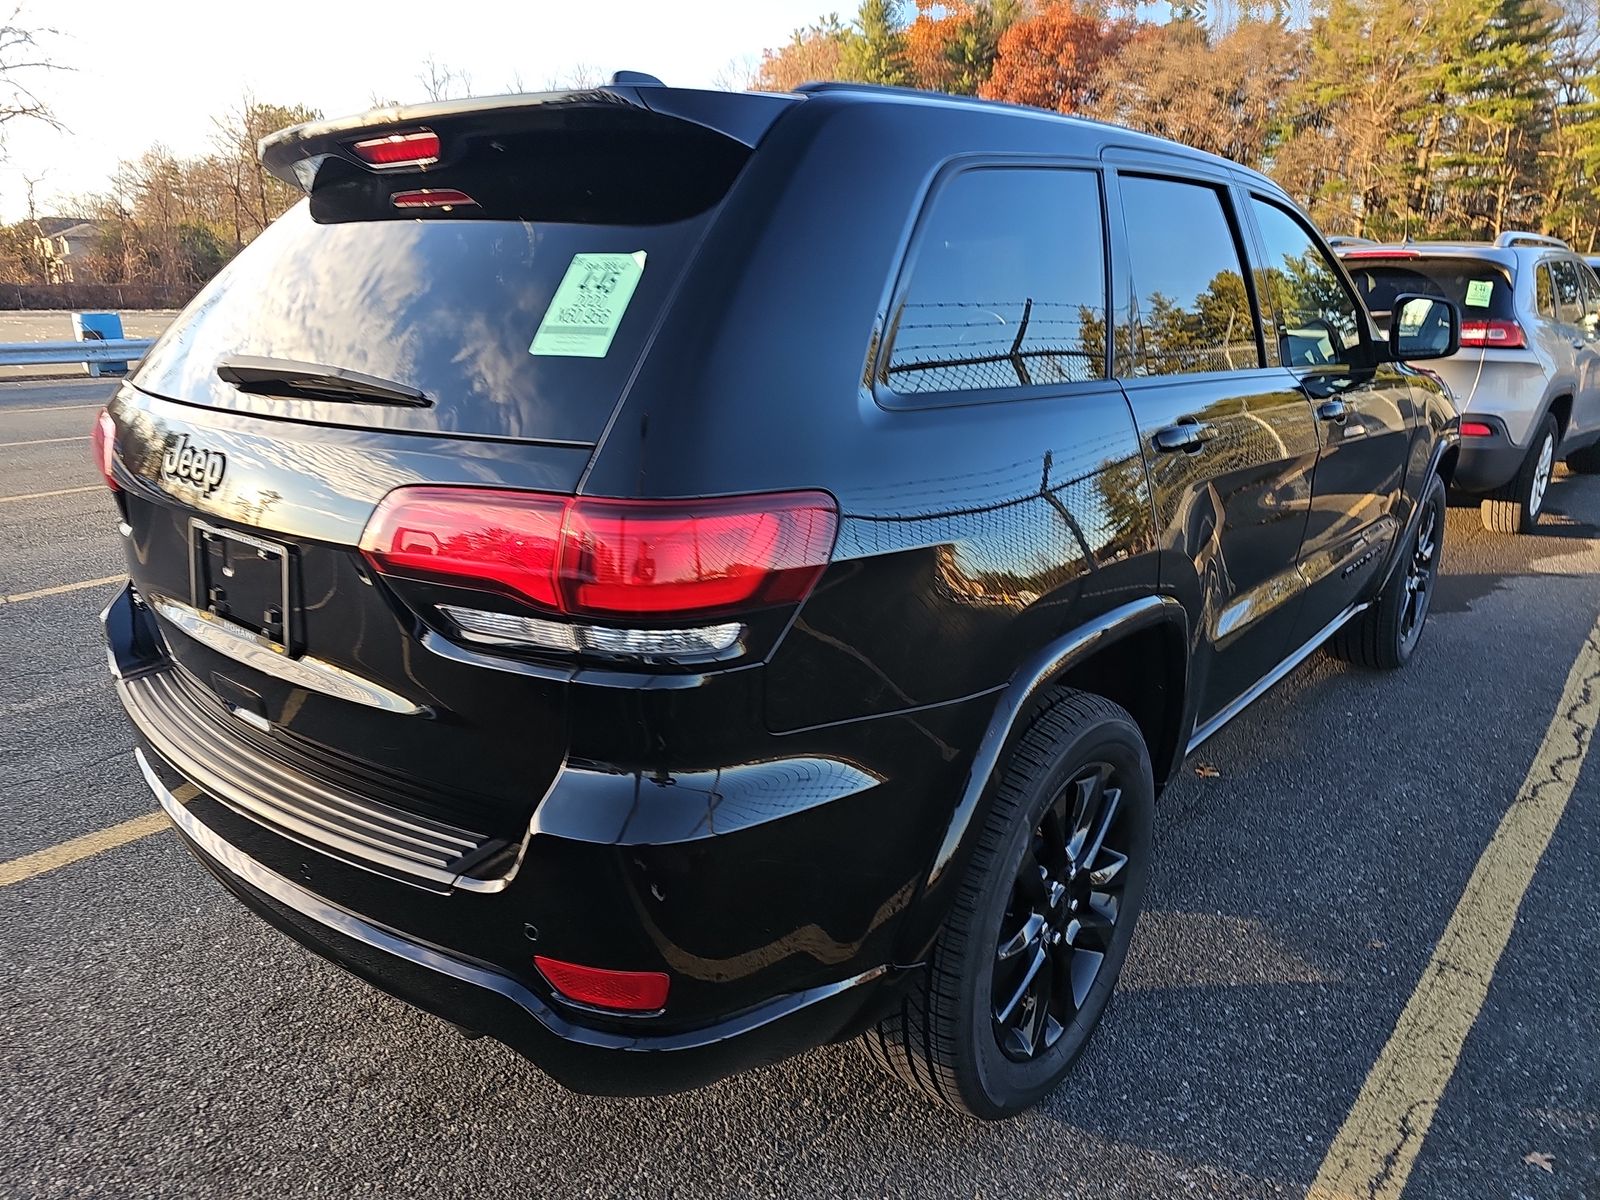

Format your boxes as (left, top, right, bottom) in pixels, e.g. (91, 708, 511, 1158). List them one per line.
(259, 85, 799, 191)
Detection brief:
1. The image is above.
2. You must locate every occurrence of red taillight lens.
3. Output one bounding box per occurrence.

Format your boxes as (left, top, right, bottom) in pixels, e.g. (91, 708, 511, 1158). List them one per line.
(1459, 318, 1526, 349)
(559, 494, 838, 616)
(351, 129, 440, 168)
(1460, 420, 1495, 437)
(359, 488, 567, 609)
(391, 188, 476, 210)
(359, 488, 838, 619)
(534, 956, 669, 1012)
(91, 409, 119, 491)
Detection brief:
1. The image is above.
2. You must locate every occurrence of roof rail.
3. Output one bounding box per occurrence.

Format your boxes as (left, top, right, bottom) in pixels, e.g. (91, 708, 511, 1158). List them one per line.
(1494, 231, 1571, 250)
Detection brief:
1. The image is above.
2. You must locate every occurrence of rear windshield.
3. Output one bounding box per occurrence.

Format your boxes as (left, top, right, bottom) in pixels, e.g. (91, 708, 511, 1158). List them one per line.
(134, 118, 746, 444)
(1344, 257, 1516, 323)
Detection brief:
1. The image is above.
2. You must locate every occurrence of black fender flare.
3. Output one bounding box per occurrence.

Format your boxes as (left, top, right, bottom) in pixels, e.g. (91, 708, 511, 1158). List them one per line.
(894, 595, 1188, 965)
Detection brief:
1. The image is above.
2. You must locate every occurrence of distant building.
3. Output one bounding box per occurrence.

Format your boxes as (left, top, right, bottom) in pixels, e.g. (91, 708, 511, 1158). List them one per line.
(31, 217, 105, 283)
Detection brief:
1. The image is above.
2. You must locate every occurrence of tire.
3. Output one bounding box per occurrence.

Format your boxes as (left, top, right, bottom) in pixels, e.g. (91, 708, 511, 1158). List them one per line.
(1566, 441, 1600, 475)
(1480, 415, 1557, 533)
(1327, 472, 1445, 670)
(862, 690, 1153, 1119)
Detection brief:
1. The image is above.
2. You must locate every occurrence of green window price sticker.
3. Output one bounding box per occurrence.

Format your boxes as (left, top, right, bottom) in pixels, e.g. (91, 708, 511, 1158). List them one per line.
(1464, 279, 1494, 308)
(529, 251, 647, 358)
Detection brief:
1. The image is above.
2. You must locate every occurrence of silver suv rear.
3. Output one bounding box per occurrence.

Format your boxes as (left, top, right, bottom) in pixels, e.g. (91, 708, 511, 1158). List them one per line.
(1337, 232, 1600, 532)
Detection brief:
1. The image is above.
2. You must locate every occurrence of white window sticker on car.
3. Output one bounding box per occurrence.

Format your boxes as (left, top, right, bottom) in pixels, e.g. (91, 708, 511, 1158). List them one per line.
(529, 251, 647, 358)
(1465, 279, 1494, 308)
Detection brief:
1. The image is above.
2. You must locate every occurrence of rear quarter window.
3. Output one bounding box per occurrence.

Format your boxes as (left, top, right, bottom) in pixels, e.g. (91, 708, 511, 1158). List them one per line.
(881, 166, 1108, 400)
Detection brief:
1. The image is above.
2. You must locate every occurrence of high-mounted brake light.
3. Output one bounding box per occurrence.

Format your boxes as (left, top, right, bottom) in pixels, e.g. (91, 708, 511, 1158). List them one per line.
(391, 188, 476, 211)
(534, 956, 669, 1013)
(351, 129, 440, 168)
(91, 409, 119, 492)
(359, 487, 839, 621)
(1459, 318, 1526, 349)
(1341, 249, 1420, 260)
(1460, 421, 1495, 437)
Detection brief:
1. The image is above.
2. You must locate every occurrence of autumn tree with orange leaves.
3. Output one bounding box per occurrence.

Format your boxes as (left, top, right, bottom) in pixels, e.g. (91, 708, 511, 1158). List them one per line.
(903, 1, 1021, 95)
(978, 1, 1134, 113)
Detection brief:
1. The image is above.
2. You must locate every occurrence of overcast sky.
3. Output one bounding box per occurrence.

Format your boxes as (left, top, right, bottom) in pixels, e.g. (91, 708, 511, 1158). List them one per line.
(3, 0, 833, 220)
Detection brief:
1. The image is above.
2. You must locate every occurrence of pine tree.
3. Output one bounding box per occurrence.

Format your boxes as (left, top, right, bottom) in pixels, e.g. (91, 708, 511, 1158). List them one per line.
(842, 0, 909, 86)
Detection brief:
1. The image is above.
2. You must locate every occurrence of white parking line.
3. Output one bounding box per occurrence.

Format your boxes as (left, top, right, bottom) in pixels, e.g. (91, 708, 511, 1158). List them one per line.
(0, 485, 100, 504)
(0, 435, 90, 448)
(0, 575, 123, 604)
(0, 404, 101, 415)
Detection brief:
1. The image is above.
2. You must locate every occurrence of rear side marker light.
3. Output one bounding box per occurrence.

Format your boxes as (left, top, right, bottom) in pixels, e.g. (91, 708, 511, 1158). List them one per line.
(351, 129, 440, 168)
(1460, 421, 1495, 437)
(359, 487, 838, 621)
(91, 409, 119, 491)
(439, 605, 742, 658)
(1459, 318, 1526, 349)
(391, 188, 476, 211)
(533, 956, 669, 1013)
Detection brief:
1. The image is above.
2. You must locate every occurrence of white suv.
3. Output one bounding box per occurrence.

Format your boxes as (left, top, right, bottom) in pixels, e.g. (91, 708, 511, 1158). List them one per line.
(1337, 232, 1600, 532)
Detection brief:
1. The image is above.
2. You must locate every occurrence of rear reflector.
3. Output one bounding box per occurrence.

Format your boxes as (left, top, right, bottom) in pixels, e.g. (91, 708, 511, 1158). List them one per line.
(533, 956, 669, 1012)
(351, 129, 440, 168)
(1459, 318, 1526, 349)
(391, 188, 476, 210)
(360, 487, 838, 620)
(91, 409, 119, 491)
(1460, 421, 1495, 437)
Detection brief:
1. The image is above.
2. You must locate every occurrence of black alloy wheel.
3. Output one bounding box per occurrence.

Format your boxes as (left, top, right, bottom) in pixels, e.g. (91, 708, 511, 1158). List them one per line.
(863, 690, 1153, 1119)
(992, 762, 1130, 1062)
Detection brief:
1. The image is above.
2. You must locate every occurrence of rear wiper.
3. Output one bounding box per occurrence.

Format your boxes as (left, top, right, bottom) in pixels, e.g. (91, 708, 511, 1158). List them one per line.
(216, 355, 431, 408)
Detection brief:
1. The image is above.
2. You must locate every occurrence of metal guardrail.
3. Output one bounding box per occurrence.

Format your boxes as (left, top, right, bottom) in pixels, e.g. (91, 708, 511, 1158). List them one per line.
(0, 339, 154, 367)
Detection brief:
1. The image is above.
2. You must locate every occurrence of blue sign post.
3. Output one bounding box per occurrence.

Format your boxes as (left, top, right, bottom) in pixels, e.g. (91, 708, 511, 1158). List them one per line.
(72, 312, 129, 378)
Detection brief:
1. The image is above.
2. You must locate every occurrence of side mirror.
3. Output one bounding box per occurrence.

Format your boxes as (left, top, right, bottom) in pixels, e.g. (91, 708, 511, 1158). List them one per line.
(1388, 293, 1459, 362)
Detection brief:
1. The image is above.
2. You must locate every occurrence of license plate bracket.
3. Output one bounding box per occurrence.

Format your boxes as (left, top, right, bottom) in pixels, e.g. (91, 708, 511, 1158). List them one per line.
(189, 520, 296, 652)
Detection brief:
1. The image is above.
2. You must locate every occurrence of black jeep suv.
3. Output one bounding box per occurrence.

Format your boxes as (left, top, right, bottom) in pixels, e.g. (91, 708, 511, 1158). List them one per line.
(97, 78, 1460, 1118)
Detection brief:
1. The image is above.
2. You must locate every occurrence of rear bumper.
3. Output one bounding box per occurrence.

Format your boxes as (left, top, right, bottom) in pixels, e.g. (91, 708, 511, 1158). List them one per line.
(105, 583, 973, 1095)
(1451, 416, 1527, 494)
(139, 746, 888, 1095)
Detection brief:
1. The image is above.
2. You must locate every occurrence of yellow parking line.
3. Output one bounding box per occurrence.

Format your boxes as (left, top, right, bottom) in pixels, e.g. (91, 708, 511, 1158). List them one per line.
(0, 575, 123, 604)
(1308, 612, 1600, 1200)
(0, 812, 169, 887)
(0, 485, 100, 504)
(0, 435, 89, 447)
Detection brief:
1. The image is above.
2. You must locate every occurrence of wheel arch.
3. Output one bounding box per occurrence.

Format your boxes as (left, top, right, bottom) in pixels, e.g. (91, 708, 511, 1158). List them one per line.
(894, 596, 1187, 966)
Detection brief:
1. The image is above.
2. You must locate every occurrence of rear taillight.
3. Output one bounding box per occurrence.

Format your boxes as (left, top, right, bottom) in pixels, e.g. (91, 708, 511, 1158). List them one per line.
(1460, 420, 1495, 437)
(91, 409, 119, 491)
(533, 957, 669, 1013)
(359, 487, 838, 621)
(1459, 318, 1526, 349)
(351, 129, 440, 168)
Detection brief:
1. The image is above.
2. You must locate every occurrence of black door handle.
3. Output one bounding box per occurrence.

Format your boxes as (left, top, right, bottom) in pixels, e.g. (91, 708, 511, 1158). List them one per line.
(1316, 399, 1348, 424)
(1153, 420, 1216, 454)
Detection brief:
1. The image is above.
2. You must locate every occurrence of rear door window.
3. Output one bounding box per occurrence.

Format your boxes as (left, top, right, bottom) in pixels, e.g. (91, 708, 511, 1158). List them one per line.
(883, 166, 1108, 398)
(1118, 175, 1260, 377)
(1248, 197, 1365, 369)
(1536, 265, 1557, 319)
(1551, 259, 1585, 324)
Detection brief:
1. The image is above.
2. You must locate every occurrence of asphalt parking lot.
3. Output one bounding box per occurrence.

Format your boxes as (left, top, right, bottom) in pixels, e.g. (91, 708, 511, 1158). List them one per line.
(1, 377, 1595, 1200)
